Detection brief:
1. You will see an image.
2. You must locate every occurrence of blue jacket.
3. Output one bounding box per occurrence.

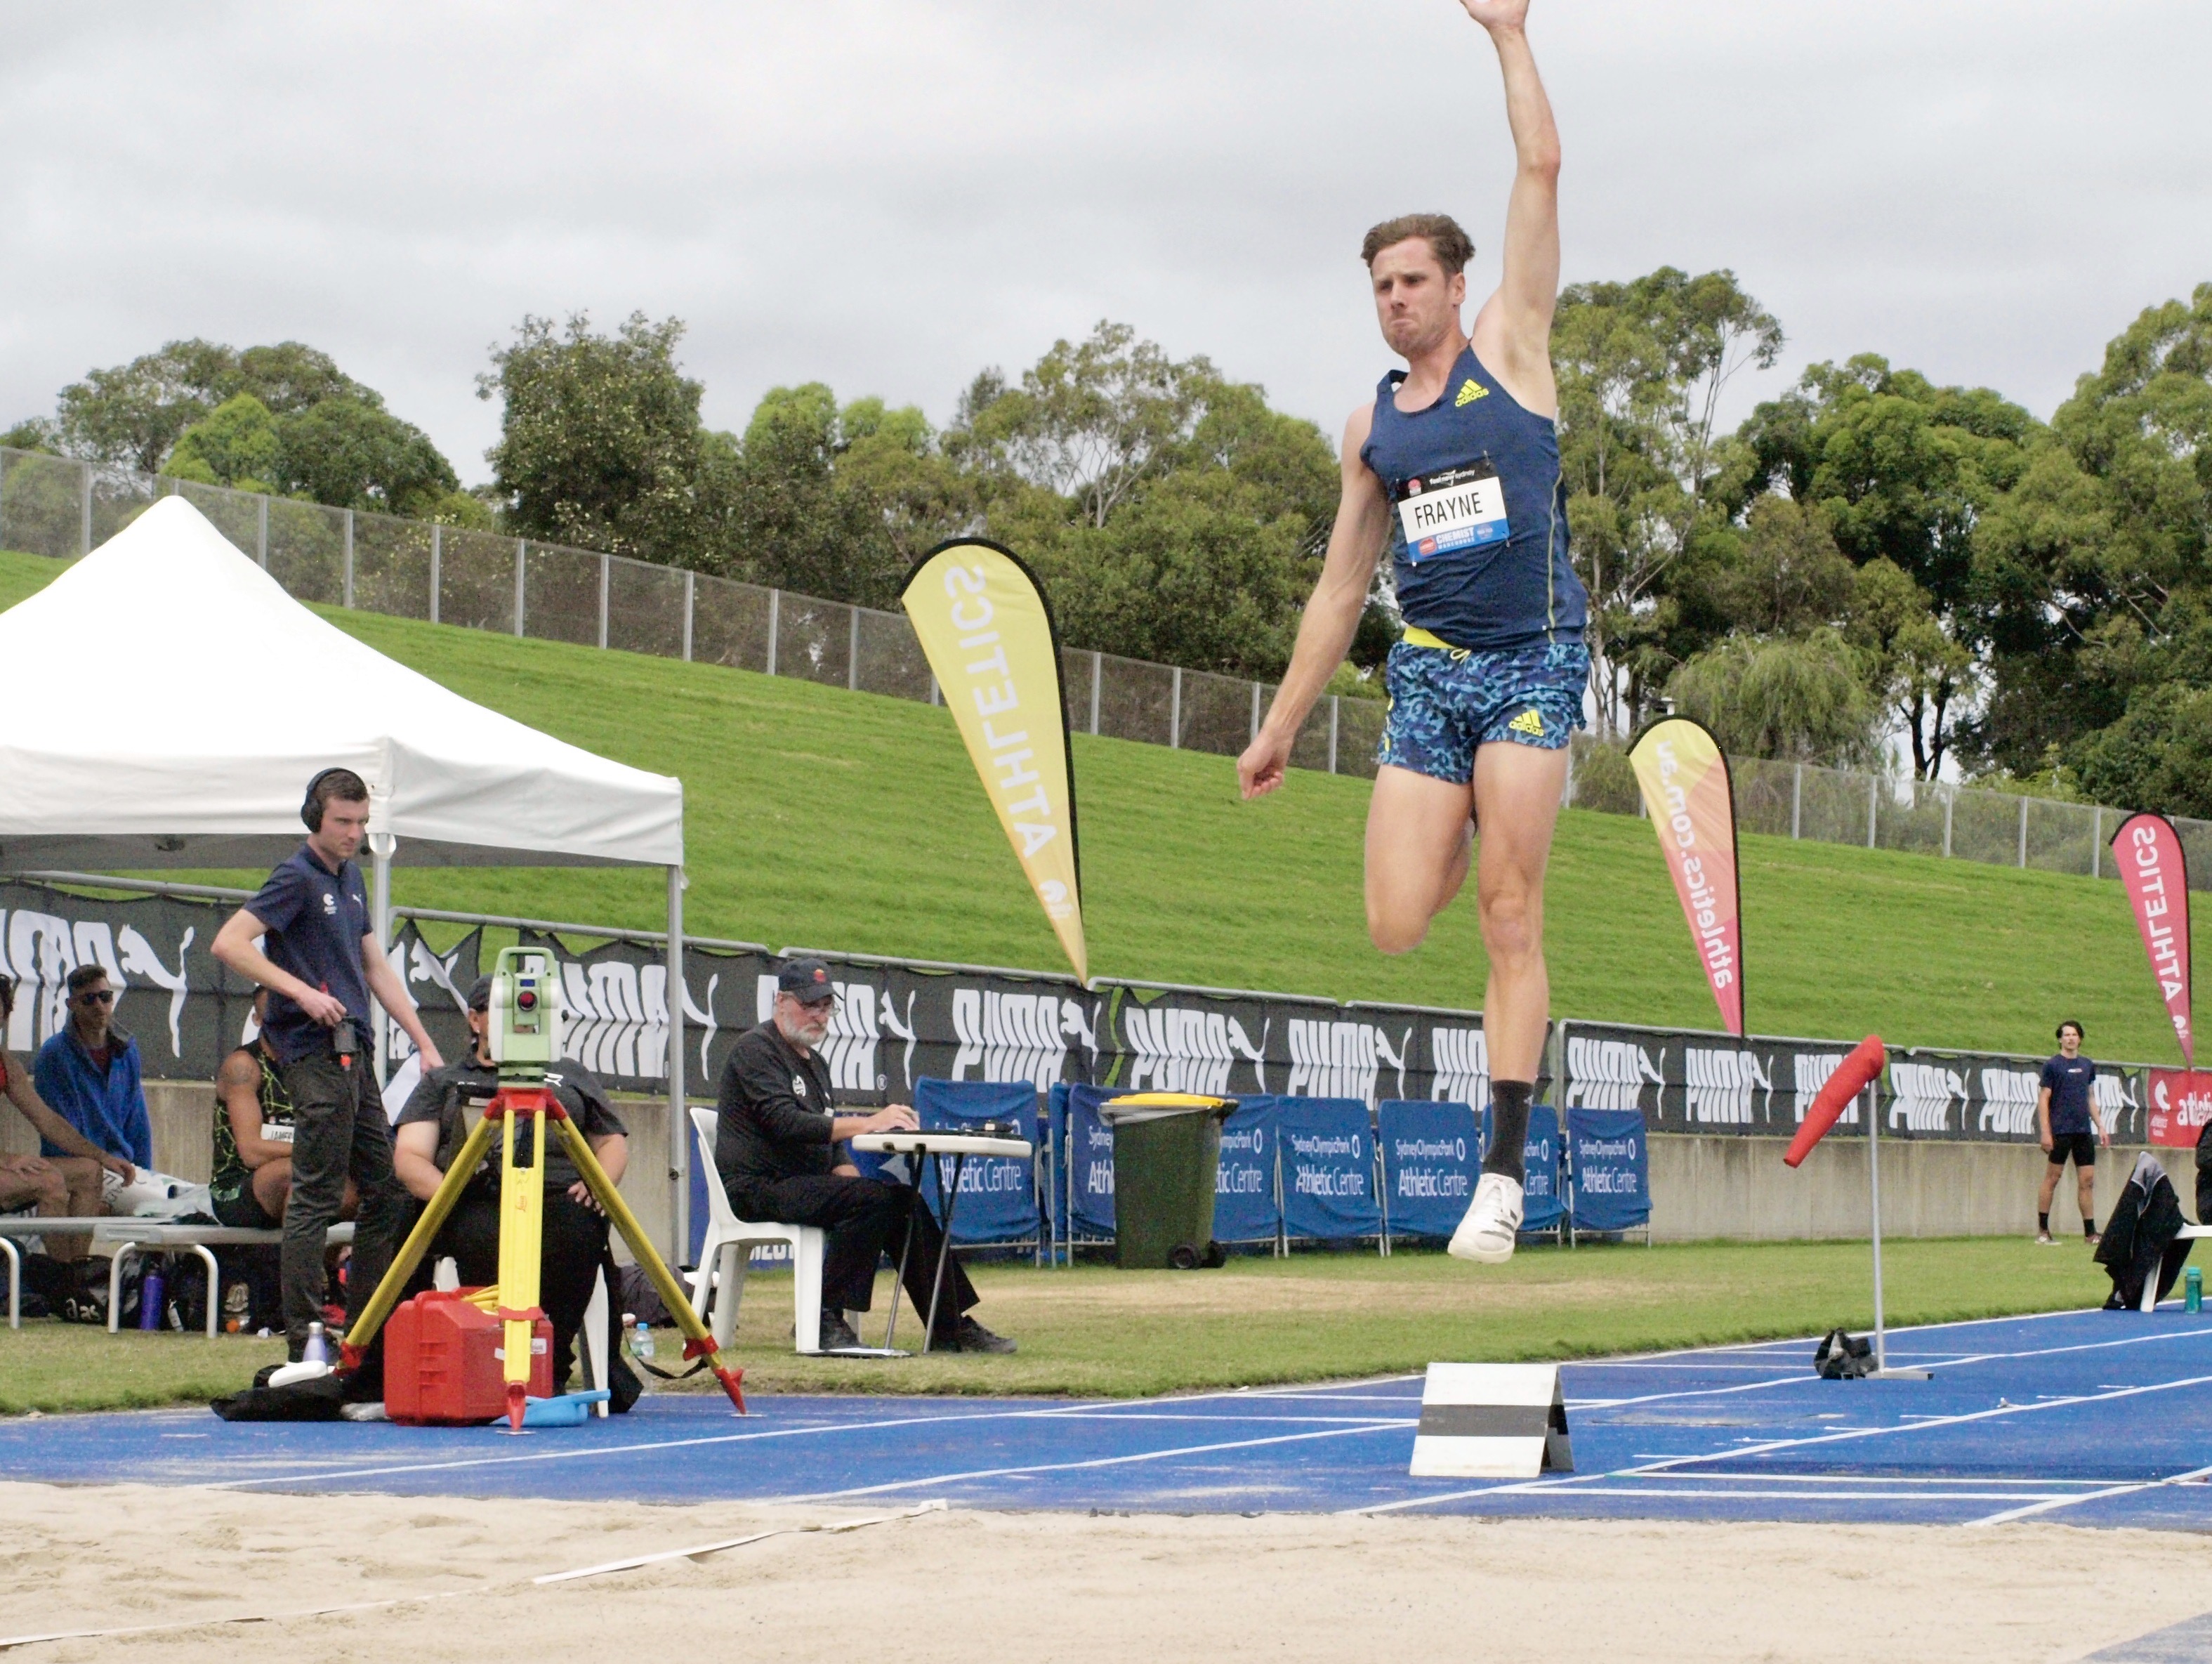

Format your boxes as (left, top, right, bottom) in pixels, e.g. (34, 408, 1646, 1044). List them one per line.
(34, 1026, 152, 1168)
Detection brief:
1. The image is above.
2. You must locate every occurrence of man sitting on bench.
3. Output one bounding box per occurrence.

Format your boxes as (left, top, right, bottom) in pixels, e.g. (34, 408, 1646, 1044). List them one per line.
(713, 959, 1013, 1354)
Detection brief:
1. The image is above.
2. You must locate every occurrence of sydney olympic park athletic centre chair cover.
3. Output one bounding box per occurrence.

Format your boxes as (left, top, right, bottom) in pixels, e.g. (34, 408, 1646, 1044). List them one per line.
(0, 497, 701, 1241)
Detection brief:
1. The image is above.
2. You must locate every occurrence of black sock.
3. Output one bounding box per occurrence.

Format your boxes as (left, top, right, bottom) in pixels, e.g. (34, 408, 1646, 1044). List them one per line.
(2038, 1212, 2049, 1233)
(1482, 1080, 1534, 1184)
(2083, 1218, 2097, 1239)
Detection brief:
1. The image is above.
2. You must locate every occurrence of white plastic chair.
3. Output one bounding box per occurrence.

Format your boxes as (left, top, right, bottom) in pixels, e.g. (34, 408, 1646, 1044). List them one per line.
(687, 1106, 827, 1354)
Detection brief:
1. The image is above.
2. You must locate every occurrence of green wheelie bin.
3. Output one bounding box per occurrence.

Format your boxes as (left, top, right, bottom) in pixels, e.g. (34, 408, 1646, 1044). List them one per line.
(1100, 1093, 1236, 1269)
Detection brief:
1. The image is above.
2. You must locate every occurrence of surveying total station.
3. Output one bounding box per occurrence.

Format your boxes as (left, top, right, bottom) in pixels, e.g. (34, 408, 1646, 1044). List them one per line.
(339, 947, 746, 1427)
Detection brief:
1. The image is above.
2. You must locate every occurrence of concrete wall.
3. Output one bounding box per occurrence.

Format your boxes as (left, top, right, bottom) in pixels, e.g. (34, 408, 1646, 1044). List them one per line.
(1650, 1133, 2197, 1243)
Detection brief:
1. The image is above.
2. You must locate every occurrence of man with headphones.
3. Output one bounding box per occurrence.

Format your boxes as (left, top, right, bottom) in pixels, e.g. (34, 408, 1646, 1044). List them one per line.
(212, 767, 444, 1363)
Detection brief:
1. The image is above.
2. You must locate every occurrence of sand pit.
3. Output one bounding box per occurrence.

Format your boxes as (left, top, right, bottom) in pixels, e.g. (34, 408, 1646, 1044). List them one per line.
(2, 1481, 2205, 1663)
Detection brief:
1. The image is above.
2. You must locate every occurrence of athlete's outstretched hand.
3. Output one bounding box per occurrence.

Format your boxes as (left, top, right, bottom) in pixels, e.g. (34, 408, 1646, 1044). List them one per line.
(1239, 729, 1292, 801)
(1456, 0, 1530, 29)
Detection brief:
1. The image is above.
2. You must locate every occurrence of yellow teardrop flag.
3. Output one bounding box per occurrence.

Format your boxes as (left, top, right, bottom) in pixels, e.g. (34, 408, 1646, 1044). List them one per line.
(901, 539, 1087, 985)
(1628, 716, 1744, 1037)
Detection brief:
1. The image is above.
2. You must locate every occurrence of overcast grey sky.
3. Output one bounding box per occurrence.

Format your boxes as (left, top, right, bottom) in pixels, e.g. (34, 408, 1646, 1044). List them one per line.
(4, 1, 2206, 484)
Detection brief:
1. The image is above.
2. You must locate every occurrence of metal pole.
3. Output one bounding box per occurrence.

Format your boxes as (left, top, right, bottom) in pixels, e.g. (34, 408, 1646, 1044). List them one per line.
(2092, 806, 2102, 879)
(1867, 775, 1877, 849)
(1089, 651, 1102, 737)
(682, 569, 695, 662)
(928, 674, 940, 706)
(428, 524, 440, 623)
(342, 510, 355, 608)
(848, 605, 861, 692)
(79, 461, 93, 556)
(1943, 788, 1954, 858)
(369, 831, 395, 1089)
(1328, 696, 1341, 773)
(2018, 794, 2029, 868)
(1791, 764, 1803, 839)
(1169, 667, 1182, 749)
(597, 553, 610, 650)
(256, 495, 269, 570)
(667, 863, 689, 1266)
(513, 539, 527, 636)
(1868, 1080, 1885, 1370)
(765, 589, 779, 676)
(1251, 681, 1263, 745)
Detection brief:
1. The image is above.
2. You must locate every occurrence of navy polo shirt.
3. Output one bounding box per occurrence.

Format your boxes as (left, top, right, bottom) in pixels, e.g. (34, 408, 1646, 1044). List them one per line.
(246, 844, 373, 1064)
(2040, 1053, 2097, 1137)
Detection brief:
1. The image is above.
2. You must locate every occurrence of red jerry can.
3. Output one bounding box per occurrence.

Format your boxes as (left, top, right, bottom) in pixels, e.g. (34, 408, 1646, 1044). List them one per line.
(385, 1288, 553, 1425)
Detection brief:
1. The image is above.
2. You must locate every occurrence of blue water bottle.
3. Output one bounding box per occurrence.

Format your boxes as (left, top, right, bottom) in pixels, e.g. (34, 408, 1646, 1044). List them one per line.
(136, 1260, 164, 1331)
(2187, 1266, 2203, 1314)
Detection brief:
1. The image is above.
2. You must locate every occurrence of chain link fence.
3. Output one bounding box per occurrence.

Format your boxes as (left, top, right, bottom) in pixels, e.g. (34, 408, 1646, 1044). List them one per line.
(5, 444, 2189, 880)
(1564, 731, 2201, 887)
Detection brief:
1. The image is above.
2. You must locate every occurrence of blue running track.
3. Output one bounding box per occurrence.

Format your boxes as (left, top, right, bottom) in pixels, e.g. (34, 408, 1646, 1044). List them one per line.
(4, 1307, 2208, 1531)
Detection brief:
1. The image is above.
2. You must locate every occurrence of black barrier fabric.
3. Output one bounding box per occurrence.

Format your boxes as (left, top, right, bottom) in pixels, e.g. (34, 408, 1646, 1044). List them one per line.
(1559, 1020, 1869, 1136)
(1885, 1047, 2147, 1145)
(1096, 985, 1542, 1108)
(1566, 1107, 1650, 1233)
(0, 880, 480, 1085)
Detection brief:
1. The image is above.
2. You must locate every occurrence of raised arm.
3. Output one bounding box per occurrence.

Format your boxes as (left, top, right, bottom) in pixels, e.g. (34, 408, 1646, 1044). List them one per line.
(1460, 0, 1562, 414)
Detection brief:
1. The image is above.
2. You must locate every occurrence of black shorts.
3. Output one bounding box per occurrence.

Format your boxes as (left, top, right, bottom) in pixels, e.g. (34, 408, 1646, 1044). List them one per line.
(2046, 1131, 2098, 1170)
(210, 1183, 281, 1230)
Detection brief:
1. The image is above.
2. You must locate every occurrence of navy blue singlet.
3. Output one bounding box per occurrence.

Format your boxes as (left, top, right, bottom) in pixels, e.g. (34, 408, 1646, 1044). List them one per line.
(1359, 344, 1587, 653)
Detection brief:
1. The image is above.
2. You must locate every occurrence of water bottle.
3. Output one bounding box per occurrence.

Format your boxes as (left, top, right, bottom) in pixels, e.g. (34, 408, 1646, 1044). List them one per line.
(303, 1321, 329, 1366)
(628, 1314, 656, 1364)
(136, 1261, 164, 1332)
(2187, 1266, 2203, 1314)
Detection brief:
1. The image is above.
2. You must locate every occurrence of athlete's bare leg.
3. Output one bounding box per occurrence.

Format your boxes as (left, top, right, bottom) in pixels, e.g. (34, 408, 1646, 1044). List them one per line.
(1366, 768, 1473, 954)
(1470, 740, 1567, 1082)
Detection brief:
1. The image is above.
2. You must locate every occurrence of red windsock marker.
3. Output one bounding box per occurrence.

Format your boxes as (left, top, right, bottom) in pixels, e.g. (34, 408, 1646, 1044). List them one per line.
(1784, 1035, 1886, 1167)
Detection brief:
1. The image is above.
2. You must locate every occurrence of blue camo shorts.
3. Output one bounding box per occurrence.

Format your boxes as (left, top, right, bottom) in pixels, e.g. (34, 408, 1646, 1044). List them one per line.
(1376, 638, 1589, 784)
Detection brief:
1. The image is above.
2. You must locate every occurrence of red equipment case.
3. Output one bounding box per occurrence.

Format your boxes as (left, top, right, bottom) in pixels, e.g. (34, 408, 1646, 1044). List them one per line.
(385, 1288, 553, 1425)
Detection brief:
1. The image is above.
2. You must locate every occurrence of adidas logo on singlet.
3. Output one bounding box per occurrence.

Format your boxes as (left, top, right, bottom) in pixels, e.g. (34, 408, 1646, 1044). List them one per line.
(1454, 379, 1487, 407)
(1508, 708, 1546, 737)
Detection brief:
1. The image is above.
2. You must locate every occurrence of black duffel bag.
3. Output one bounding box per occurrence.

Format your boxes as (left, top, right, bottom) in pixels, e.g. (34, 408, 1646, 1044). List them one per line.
(1814, 1328, 1876, 1380)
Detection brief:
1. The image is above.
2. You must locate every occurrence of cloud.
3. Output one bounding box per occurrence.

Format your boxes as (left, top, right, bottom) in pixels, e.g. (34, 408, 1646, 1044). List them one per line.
(3, 0, 2206, 483)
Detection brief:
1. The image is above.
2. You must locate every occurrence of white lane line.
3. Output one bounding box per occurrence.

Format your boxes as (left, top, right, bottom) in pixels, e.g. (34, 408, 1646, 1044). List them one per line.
(199, 1394, 1414, 1492)
(1348, 1370, 2212, 1516)
(758, 1421, 1410, 1505)
(1507, 1487, 2076, 1505)
(1965, 1462, 2212, 1528)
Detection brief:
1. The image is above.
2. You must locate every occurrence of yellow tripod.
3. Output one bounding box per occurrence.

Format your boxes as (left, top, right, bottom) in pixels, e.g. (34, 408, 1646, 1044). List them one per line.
(340, 1087, 746, 1428)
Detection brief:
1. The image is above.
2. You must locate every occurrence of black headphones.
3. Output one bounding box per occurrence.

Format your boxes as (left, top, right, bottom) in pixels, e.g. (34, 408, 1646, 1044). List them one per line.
(301, 768, 350, 832)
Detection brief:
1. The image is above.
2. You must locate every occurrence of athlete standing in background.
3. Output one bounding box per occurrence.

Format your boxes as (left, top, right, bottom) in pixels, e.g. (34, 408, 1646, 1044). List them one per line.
(1238, 0, 1584, 1264)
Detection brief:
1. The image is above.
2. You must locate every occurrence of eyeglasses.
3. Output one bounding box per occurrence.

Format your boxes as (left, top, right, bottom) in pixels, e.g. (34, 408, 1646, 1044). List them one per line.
(74, 990, 114, 1007)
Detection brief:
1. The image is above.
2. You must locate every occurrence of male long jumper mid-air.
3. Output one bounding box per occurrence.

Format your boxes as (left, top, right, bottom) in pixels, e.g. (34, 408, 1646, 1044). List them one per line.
(1239, 0, 1587, 1264)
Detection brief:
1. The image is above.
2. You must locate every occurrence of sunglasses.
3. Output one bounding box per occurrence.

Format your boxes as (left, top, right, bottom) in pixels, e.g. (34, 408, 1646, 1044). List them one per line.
(74, 989, 115, 1007)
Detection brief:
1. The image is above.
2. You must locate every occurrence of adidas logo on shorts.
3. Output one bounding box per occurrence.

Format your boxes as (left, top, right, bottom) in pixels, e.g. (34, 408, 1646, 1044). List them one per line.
(1508, 708, 1546, 738)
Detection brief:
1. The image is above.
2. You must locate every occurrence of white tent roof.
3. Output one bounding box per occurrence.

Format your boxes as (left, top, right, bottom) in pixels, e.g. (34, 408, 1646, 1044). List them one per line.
(0, 496, 683, 871)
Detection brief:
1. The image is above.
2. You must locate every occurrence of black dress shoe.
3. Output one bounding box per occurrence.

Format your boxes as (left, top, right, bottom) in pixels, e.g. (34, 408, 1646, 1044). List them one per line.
(939, 1316, 1015, 1354)
(818, 1311, 864, 1350)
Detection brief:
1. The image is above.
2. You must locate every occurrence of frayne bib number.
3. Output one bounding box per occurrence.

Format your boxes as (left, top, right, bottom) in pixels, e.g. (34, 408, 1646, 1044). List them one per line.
(1396, 461, 1509, 564)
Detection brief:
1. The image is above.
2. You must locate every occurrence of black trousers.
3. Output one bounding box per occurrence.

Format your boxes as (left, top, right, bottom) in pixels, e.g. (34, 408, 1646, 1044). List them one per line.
(730, 1173, 978, 1333)
(406, 1186, 610, 1390)
(279, 1051, 408, 1357)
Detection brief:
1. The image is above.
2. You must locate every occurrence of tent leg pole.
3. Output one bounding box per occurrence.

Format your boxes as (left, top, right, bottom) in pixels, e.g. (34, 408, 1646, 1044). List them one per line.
(371, 832, 394, 1090)
(669, 863, 689, 1270)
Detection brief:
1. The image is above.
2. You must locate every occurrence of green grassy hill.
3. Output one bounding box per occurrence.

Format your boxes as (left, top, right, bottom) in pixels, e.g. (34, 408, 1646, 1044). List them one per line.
(4, 547, 2199, 1060)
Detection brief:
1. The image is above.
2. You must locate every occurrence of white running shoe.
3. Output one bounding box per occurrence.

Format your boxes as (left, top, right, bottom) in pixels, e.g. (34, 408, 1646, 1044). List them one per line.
(1449, 1172, 1524, 1264)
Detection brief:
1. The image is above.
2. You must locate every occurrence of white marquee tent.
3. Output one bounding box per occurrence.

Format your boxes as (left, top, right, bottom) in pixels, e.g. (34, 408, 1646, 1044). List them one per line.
(0, 497, 697, 1238)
